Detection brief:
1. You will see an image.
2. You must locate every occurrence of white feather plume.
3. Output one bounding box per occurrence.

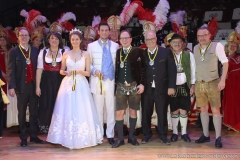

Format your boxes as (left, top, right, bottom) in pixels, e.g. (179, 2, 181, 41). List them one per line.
(235, 21, 240, 34)
(153, 0, 170, 30)
(58, 12, 76, 23)
(169, 10, 186, 27)
(20, 9, 28, 18)
(92, 15, 101, 28)
(120, 0, 141, 26)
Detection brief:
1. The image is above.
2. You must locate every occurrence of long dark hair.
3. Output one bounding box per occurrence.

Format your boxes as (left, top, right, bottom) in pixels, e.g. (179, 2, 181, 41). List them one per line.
(45, 32, 63, 49)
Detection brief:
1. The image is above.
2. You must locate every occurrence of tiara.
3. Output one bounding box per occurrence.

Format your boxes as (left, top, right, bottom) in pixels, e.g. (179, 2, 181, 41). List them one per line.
(70, 28, 82, 34)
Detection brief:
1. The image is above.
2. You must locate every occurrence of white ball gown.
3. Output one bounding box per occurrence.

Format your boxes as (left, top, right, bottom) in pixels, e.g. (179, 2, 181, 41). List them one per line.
(47, 55, 103, 149)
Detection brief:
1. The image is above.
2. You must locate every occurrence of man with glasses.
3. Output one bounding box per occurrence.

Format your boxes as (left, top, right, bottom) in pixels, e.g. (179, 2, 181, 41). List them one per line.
(141, 30, 176, 145)
(194, 25, 228, 148)
(168, 34, 196, 143)
(112, 30, 145, 148)
(7, 27, 42, 147)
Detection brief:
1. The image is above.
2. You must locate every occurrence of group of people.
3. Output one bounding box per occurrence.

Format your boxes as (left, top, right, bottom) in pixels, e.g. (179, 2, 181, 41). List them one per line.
(0, 6, 239, 151)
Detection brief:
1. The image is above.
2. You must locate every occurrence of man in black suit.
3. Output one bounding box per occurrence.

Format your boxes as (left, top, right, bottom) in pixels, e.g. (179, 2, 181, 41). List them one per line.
(7, 27, 42, 147)
(141, 30, 176, 145)
(112, 30, 145, 148)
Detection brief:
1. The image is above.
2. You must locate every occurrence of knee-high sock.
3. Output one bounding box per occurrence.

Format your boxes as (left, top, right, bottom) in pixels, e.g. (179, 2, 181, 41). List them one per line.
(129, 117, 137, 139)
(200, 113, 209, 137)
(213, 115, 222, 138)
(180, 113, 188, 135)
(171, 114, 180, 134)
(116, 120, 124, 141)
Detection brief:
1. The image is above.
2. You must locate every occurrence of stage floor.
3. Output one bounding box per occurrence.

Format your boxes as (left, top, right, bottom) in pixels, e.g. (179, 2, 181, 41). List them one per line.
(0, 126, 239, 160)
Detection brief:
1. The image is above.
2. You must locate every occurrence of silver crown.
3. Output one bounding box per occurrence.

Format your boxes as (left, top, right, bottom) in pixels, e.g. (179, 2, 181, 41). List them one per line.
(70, 28, 82, 35)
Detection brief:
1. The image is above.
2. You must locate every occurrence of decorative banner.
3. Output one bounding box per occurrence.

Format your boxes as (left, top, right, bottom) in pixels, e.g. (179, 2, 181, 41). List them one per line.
(204, 11, 223, 21)
(214, 29, 234, 40)
(232, 8, 240, 20)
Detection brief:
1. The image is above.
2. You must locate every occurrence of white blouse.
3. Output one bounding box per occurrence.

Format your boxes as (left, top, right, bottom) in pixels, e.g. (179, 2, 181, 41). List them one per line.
(37, 49, 64, 69)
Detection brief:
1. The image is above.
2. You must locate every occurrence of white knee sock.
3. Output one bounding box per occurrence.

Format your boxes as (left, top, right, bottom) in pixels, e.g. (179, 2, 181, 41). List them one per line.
(171, 114, 180, 134)
(180, 114, 188, 135)
(200, 113, 209, 137)
(213, 115, 222, 138)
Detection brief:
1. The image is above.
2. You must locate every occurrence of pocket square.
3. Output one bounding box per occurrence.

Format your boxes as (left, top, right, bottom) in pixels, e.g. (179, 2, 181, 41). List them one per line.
(137, 57, 141, 61)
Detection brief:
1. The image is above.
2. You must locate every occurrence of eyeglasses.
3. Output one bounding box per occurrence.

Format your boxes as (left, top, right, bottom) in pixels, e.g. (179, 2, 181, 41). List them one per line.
(145, 38, 156, 42)
(171, 41, 183, 45)
(197, 34, 209, 38)
(19, 34, 29, 37)
(119, 37, 130, 41)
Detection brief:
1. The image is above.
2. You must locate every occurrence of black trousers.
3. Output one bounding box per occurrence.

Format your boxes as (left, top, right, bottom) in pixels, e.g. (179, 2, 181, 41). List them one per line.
(142, 89, 169, 138)
(16, 82, 38, 140)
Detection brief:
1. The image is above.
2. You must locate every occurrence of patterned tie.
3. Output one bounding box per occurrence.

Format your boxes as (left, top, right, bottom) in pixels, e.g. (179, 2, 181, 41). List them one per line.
(101, 41, 114, 81)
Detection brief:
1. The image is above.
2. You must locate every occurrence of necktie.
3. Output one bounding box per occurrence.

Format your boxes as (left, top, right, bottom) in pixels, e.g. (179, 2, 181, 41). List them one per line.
(124, 49, 127, 54)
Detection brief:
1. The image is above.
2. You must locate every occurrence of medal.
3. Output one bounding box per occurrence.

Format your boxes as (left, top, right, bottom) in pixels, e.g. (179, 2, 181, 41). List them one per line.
(127, 91, 130, 95)
(200, 55, 204, 61)
(147, 47, 158, 66)
(120, 62, 124, 68)
(52, 61, 57, 67)
(149, 60, 154, 66)
(26, 59, 31, 65)
(176, 64, 183, 72)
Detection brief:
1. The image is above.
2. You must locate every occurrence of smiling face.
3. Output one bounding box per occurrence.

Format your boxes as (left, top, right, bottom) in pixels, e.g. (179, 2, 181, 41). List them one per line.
(144, 31, 157, 50)
(119, 31, 132, 49)
(32, 37, 42, 48)
(170, 38, 184, 53)
(98, 25, 110, 42)
(18, 29, 30, 46)
(110, 29, 120, 42)
(70, 34, 82, 49)
(227, 42, 238, 56)
(197, 29, 211, 46)
(48, 35, 59, 48)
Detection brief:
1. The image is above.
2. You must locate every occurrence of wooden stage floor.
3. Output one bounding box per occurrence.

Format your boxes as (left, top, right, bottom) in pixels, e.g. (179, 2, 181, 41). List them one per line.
(0, 126, 240, 160)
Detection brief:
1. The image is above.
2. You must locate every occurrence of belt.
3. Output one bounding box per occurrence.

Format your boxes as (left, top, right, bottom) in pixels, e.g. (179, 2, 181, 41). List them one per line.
(118, 81, 137, 87)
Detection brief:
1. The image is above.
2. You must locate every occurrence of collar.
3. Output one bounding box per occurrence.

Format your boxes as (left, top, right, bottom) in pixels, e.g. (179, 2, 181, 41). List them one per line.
(174, 50, 182, 56)
(148, 46, 158, 54)
(20, 44, 28, 51)
(123, 45, 131, 51)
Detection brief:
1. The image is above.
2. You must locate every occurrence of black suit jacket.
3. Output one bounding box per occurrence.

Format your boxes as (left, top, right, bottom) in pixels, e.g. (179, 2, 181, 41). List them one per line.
(7, 46, 39, 93)
(144, 46, 176, 94)
(115, 47, 146, 92)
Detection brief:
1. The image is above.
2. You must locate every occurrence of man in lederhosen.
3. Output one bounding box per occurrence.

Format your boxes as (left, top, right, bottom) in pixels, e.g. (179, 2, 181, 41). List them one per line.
(112, 30, 145, 148)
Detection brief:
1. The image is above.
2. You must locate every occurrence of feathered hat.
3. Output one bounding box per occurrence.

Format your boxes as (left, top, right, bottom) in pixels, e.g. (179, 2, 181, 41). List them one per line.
(169, 10, 187, 39)
(164, 32, 174, 47)
(227, 21, 240, 45)
(92, 15, 101, 32)
(31, 27, 45, 41)
(138, 0, 170, 31)
(20, 9, 47, 33)
(49, 12, 76, 34)
(207, 17, 218, 40)
(0, 25, 17, 44)
(107, 15, 122, 30)
(84, 26, 96, 40)
(120, 0, 145, 26)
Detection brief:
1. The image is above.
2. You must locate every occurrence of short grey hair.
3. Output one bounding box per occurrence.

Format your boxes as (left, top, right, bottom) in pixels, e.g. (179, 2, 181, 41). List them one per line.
(144, 30, 156, 39)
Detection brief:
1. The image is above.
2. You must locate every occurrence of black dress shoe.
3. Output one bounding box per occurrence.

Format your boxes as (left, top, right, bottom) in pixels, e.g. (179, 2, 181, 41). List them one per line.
(170, 134, 178, 142)
(134, 128, 142, 136)
(128, 137, 139, 146)
(123, 125, 129, 136)
(181, 134, 191, 142)
(159, 136, 171, 145)
(141, 135, 151, 144)
(108, 138, 114, 145)
(30, 137, 43, 143)
(195, 134, 210, 143)
(112, 139, 124, 148)
(215, 137, 222, 148)
(20, 139, 27, 147)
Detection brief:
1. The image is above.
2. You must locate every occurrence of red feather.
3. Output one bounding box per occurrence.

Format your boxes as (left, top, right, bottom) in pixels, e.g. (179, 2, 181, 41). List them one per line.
(208, 17, 218, 40)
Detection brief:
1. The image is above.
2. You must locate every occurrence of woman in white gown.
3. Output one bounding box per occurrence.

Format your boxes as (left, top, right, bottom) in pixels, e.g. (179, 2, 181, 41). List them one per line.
(47, 28, 103, 149)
